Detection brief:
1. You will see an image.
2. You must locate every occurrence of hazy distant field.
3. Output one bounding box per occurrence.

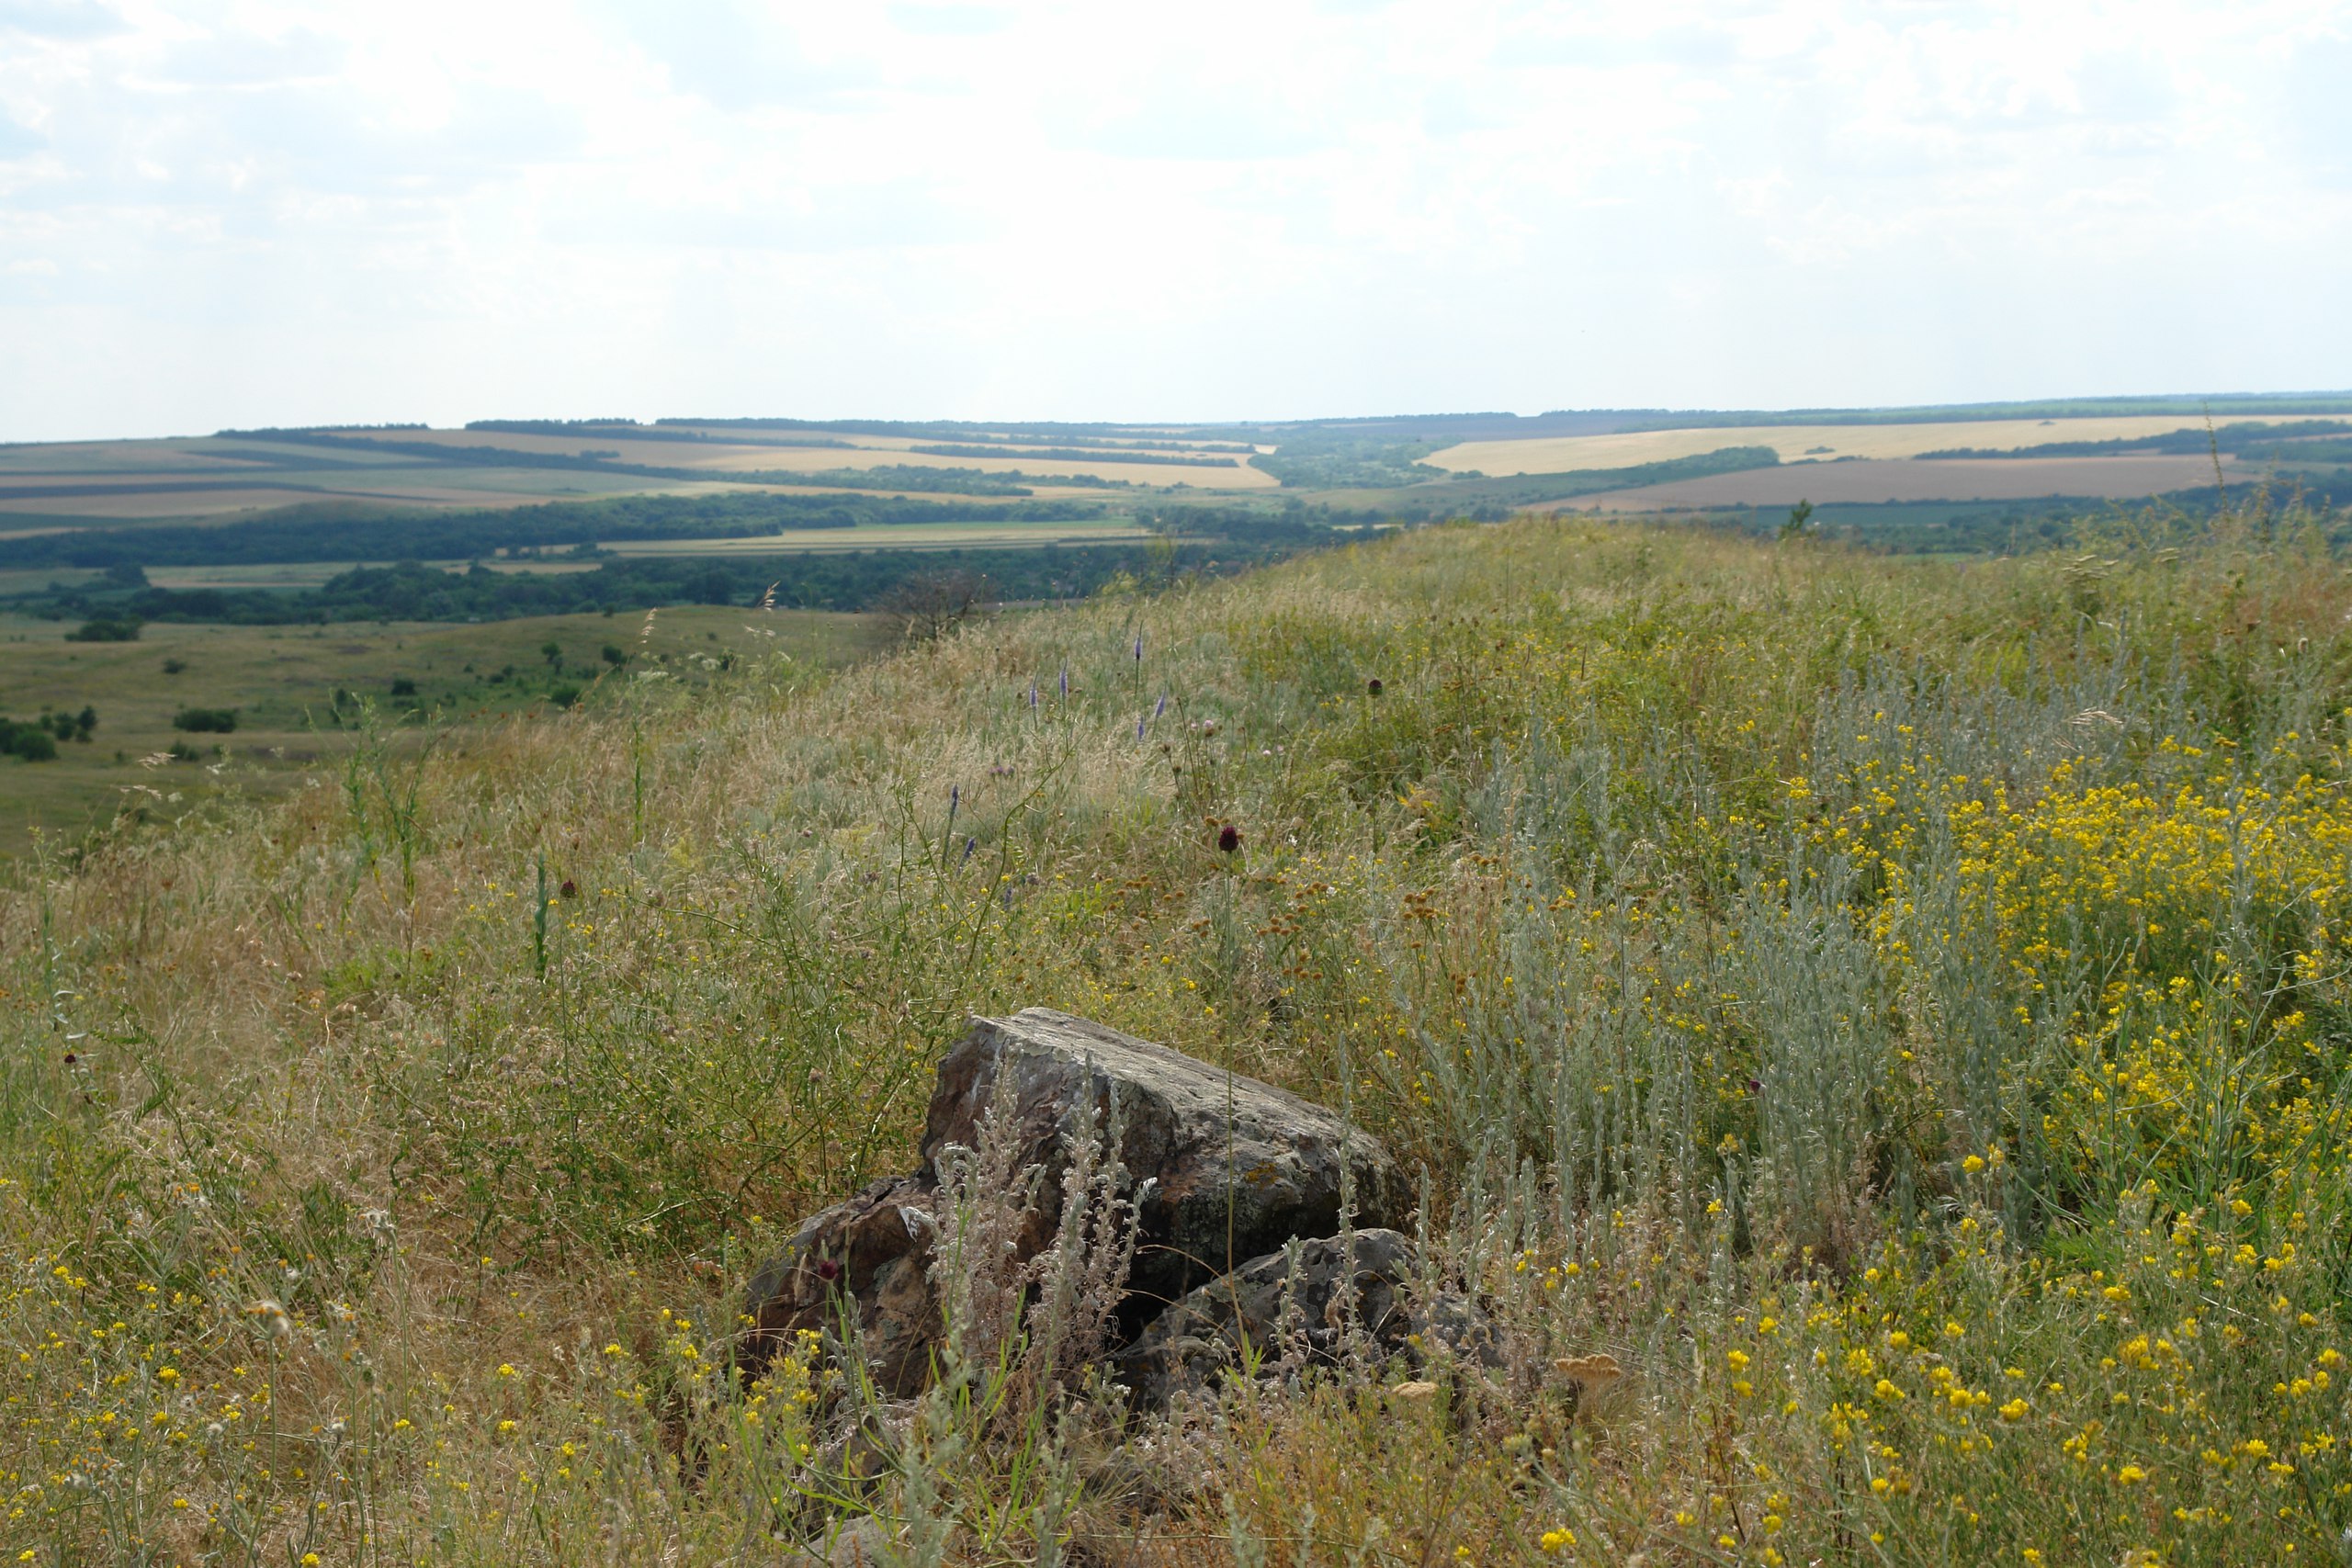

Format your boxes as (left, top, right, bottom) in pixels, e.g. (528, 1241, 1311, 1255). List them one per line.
(1560, 454, 2248, 511)
(1428, 413, 2352, 475)
(374, 426, 1278, 490)
(0, 423, 1271, 531)
(0, 605, 883, 851)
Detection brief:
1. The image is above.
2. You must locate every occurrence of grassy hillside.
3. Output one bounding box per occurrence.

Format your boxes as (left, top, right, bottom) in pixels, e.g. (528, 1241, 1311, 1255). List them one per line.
(0, 607, 885, 853)
(6, 505, 2352, 1564)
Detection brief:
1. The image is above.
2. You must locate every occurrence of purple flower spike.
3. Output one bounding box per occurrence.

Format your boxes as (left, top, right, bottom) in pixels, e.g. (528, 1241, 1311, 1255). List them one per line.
(1155, 693, 1167, 718)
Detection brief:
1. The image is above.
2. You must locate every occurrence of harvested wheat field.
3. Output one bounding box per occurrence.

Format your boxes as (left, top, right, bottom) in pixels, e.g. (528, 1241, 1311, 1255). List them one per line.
(1430, 412, 2352, 474)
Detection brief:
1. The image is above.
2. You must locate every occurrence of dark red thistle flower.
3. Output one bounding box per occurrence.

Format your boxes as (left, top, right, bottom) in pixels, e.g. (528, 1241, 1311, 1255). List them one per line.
(1217, 824, 1241, 854)
(1367, 678, 1384, 695)
(813, 1258, 842, 1283)
(560, 879, 579, 899)
(62, 1053, 76, 1065)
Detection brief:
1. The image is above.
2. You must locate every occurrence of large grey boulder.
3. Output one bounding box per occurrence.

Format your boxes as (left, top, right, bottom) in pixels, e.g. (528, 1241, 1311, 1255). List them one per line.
(740, 1009, 1406, 1391)
(1112, 1228, 1499, 1407)
(923, 1010, 1408, 1307)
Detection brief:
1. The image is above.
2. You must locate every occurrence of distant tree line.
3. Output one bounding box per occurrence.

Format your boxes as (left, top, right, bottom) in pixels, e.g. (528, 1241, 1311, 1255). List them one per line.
(1606, 396, 2352, 433)
(655, 417, 1190, 441)
(463, 420, 852, 448)
(899, 434, 1255, 455)
(1917, 421, 2352, 461)
(28, 536, 1322, 626)
(907, 445, 1238, 468)
(1248, 432, 1450, 489)
(1376, 446, 1782, 513)
(0, 493, 1113, 572)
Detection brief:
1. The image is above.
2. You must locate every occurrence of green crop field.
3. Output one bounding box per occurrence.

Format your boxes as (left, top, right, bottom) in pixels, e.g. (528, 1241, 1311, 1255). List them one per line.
(0, 605, 884, 853)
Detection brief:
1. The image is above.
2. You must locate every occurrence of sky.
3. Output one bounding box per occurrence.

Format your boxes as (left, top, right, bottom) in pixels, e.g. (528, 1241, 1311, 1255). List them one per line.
(2, 0, 2348, 440)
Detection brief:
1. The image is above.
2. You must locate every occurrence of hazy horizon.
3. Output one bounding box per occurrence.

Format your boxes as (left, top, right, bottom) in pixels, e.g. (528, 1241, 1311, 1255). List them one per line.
(5, 0, 2348, 443)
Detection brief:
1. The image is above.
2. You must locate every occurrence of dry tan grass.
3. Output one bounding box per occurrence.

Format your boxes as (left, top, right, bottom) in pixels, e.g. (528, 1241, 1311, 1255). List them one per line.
(8, 514, 2351, 1565)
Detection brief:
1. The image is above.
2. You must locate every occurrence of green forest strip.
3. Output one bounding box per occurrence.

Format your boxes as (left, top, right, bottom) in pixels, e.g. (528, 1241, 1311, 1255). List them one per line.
(27, 538, 1317, 626)
(461, 421, 853, 448)
(1392, 445, 1782, 510)
(1916, 420, 2352, 461)
(1606, 392, 2352, 432)
(0, 492, 1114, 571)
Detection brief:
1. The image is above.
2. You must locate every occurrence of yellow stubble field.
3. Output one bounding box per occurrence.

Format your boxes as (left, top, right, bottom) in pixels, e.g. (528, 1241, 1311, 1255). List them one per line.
(1427, 414, 2352, 476)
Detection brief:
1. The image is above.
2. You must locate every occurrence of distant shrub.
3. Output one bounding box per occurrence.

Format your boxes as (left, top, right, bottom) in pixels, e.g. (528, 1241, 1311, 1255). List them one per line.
(171, 706, 238, 734)
(65, 618, 141, 642)
(161, 658, 187, 674)
(0, 718, 59, 761)
(548, 684, 582, 708)
(389, 677, 418, 697)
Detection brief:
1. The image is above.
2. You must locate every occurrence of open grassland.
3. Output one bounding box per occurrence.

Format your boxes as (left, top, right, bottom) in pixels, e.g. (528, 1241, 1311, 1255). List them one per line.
(1429, 413, 2352, 475)
(0, 607, 882, 853)
(6, 507, 2352, 1565)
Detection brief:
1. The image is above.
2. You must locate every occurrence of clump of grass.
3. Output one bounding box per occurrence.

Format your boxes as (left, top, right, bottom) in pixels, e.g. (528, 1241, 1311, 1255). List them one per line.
(5, 500, 2350, 1562)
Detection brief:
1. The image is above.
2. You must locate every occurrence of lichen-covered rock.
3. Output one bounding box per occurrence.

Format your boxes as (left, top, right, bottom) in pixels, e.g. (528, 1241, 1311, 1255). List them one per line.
(922, 1009, 1408, 1308)
(739, 1009, 1408, 1389)
(1112, 1227, 1499, 1406)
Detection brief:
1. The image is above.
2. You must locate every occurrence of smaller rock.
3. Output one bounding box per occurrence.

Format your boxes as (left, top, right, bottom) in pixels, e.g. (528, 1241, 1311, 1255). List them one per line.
(1114, 1228, 1498, 1406)
(739, 1175, 938, 1393)
(1388, 1379, 1440, 1401)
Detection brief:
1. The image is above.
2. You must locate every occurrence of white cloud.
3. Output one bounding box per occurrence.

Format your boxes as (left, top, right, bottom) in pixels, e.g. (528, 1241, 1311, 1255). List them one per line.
(0, 0, 2346, 438)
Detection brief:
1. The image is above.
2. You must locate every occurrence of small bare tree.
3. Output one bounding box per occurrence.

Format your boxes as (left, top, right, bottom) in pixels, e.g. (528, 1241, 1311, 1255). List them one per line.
(882, 570, 989, 641)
